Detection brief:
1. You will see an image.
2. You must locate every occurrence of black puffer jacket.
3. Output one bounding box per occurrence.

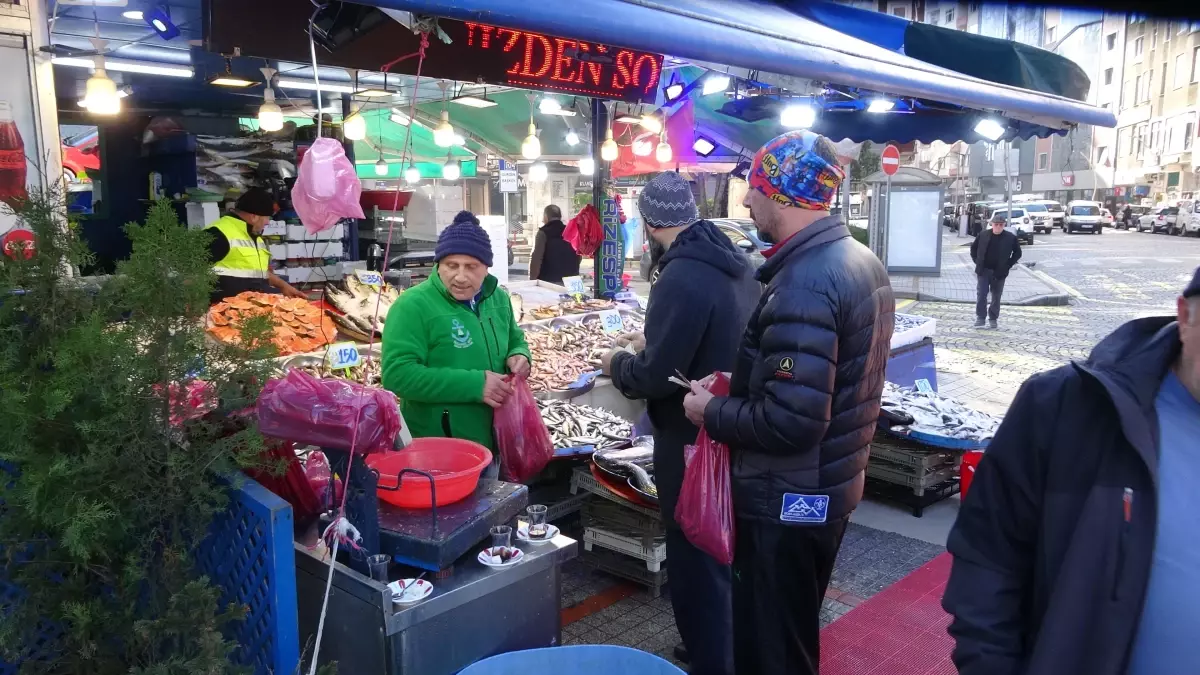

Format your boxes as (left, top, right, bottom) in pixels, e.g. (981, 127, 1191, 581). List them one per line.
(703, 216, 894, 525)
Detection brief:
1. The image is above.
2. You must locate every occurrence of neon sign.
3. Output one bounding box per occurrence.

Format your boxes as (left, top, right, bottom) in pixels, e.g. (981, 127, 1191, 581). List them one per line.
(461, 22, 662, 104)
(598, 197, 624, 297)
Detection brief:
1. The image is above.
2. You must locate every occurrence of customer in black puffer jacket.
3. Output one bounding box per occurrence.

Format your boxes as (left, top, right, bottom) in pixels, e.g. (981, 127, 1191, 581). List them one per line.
(684, 131, 894, 675)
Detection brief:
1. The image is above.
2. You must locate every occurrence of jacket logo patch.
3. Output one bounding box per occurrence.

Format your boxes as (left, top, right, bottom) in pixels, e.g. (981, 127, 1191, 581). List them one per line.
(779, 357, 793, 372)
(781, 493, 828, 524)
(450, 319, 474, 349)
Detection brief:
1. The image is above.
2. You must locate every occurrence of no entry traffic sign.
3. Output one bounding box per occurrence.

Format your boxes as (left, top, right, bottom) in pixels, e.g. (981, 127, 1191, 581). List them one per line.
(881, 144, 900, 176)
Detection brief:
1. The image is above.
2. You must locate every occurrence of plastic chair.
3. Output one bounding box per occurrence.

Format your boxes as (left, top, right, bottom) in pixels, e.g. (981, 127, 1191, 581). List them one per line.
(458, 645, 685, 675)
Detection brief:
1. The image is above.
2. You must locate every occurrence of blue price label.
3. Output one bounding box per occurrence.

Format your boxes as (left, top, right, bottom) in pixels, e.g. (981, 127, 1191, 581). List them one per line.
(354, 269, 382, 288)
(914, 378, 933, 394)
(327, 342, 362, 370)
(562, 275, 586, 295)
(598, 310, 624, 334)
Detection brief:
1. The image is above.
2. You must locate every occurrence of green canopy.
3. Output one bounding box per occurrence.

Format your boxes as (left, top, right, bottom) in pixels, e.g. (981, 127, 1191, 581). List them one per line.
(416, 90, 586, 158)
(351, 108, 476, 178)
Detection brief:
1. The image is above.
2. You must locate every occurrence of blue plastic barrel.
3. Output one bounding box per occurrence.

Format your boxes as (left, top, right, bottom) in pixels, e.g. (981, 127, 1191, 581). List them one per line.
(458, 646, 685, 675)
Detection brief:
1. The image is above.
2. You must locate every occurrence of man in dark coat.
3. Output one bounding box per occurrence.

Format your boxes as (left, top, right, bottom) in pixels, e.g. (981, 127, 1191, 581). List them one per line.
(943, 266, 1200, 675)
(527, 204, 580, 285)
(970, 216, 1022, 329)
(601, 171, 760, 675)
(683, 131, 894, 675)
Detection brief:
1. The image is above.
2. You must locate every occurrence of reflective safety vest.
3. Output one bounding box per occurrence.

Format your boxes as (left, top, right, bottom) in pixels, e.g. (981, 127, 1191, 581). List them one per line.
(206, 215, 270, 279)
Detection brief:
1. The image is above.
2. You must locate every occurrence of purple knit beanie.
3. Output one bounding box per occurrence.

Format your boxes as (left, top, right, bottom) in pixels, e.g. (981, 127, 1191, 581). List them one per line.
(435, 211, 493, 267)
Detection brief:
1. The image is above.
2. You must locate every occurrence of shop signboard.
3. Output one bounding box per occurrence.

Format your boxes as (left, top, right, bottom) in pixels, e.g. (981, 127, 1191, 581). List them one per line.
(597, 196, 624, 298)
(499, 169, 519, 193)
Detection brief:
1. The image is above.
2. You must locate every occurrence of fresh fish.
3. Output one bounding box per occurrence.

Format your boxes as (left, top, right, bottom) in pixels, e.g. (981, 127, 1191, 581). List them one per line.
(881, 382, 1000, 443)
(593, 444, 653, 466)
(894, 313, 931, 333)
(538, 400, 633, 450)
(618, 460, 658, 498)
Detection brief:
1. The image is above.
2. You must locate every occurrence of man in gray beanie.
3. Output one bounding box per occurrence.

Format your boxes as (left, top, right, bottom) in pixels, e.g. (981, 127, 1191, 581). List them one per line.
(600, 171, 760, 675)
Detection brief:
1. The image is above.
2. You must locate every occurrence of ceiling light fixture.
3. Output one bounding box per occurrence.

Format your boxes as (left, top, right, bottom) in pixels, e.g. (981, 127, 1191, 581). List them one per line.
(275, 78, 355, 94)
(389, 110, 411, 126)
(601, 102, 619, 162)
(52, 56, 194, 78)
(632, 138, 653, 157)
(565, 130, 580, 146)
(780, 103, 817, 128)
(579, 157, 595, 176)
(655, 132, 672, 163)
(639, 115, 663, 134)
(692, 137, 717, 157)
(615, 114, 642, 125)
(702, 74, 731, 96)
(528, 162, 548, 183)
(78, 87, 130, 108)
(441, 154, 461, 181)
(433, 81, 456, 147)
(522, 94, 542, 160)
(355, 88, 394, 98)
(374, 158, 388, 176)
(122, 10, 144, 20)
(405, 166, 422, 184)
(867, 98, 895, 113)
(208, 56, 255, 87)
(451, 94, 497, 108)
(664, 82, 685, 102)
(538, 97, 562, 114)
(81, 37, 120, 116)
(257, 67, 283, 132)
(342, 112, 367, 141)
(974, 118, 1005, 141)
(143, 6, 180, 41)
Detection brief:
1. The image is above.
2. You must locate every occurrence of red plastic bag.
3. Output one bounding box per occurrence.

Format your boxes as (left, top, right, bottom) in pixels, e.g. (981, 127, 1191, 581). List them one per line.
(256, 369, 401, 455)
(677, 372, 735, 565)
(245, 439, 323, 526)
(564, 203, 604, 256)
(492, 375, 555, 483)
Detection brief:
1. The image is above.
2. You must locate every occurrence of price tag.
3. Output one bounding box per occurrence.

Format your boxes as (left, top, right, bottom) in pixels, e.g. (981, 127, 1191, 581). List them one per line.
(354, 269, 383, 288)
(562, 275, 586, 295)
(327, 342, 362, 370)
(914, 378, 934, 394)
(598, 310, 624, 334)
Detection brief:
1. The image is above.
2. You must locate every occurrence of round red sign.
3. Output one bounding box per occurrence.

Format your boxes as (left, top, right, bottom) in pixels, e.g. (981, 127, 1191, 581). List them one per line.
(881, 144, 901, 176)
(1, 228, 34, 260)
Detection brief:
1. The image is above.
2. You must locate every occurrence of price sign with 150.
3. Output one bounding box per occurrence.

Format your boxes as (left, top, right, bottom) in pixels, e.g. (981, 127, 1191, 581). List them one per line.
(327, 342, 362, 370)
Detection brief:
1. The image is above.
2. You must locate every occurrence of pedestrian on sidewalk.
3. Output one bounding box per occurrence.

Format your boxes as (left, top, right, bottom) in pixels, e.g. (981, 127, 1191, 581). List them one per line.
(970, 216, 1022, 329)
(943, 266, 1200, 675)
(682, 131, 894, 675)
(599, 172, 760, 675)
(527, 204, 581, 285)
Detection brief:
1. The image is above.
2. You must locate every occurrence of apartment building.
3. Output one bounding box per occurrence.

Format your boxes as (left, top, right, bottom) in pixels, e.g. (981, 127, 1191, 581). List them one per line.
(1112, 18, 1200, 204)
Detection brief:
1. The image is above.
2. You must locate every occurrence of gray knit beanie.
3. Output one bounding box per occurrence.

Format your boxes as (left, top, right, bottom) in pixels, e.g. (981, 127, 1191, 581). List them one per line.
(638, 172, 698, 229)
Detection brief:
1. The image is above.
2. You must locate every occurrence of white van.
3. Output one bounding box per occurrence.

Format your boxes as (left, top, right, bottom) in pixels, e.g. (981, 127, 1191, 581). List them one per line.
(1064, 201, 1105, 234)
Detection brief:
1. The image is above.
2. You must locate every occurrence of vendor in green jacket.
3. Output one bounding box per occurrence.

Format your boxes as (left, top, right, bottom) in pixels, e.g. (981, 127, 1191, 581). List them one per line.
(381, 211, 531, 478)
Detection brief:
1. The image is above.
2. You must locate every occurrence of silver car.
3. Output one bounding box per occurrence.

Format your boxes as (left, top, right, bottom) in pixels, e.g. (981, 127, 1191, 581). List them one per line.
(640, 218, 767, 284)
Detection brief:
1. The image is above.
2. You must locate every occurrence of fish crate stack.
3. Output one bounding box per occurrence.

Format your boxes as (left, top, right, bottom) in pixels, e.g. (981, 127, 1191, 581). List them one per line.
(570, 467, 668, 597)
(866, 434, 962, 517)
(275, 222, 348, 287)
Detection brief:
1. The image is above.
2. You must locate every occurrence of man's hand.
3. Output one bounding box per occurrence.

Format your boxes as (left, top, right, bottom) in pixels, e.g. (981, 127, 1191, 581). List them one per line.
(282, 284, 308, 299)
(683, 380, 715, 427)
(615, 332, 646, 352)
(483, 371, 514, 408)
(600, 348, 623, 375)
(696, 372, 732, 390)
(506, 354, 530, 378)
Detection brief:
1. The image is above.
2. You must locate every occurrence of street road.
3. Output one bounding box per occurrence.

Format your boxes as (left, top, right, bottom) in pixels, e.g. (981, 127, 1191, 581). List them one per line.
(910, 228, 1200, 414)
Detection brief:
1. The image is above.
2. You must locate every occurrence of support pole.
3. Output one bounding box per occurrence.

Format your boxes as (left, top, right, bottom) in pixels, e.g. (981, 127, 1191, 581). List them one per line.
(591, 99, 608, 298)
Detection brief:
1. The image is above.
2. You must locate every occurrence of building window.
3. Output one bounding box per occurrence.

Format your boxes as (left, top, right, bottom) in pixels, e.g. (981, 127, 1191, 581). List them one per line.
(1134, 74, 1143, 102)
(1186, 123, 1195, 151)
(1096, 146, 1108, 165)
(1103, 102, 1112, 109)
(1105, 68, 1114, 85)
(1136, 124, 1146, 157)
(946, 9, 954, 24)
(1193, 46, 1200, 82)
(1176, 52, 1189, 88)
(1160, 63, 1167, 96)
(1037, 152, 1049, 170)
(1107, 32, 1117, 50)
(1046, 26, 1056, 45)
(1151, 28, 1157, 50)
(1134, 36, 1144, 58)
(929, 9, 940, 24)
(891, 6, 907, 18)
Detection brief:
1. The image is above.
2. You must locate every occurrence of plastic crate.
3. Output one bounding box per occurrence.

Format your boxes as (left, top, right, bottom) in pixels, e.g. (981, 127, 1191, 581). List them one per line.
(869, 440, 956, 471)
(579, 547, 669, 598)
(583, 527, 668, 572)
(582, 500, 665, 540)
(570, 467, 659, 519)
(866, 456, 959, 492)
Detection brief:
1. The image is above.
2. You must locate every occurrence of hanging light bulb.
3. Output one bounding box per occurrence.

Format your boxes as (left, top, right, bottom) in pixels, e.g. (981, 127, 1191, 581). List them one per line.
(374, 157, 388, 176)
(257, 67, 283, 132)
(528, 162, 548, 183)
(442, 154, 461, 181)
(655, 132, 673, 163)
(343, 112, 367, 141)
(600, 127, 618, 162)
(405, 166, 421, 184)
(433, 110, 455, 147)
(632, 137, 653, 157)
(82, 40, 120, 115)
(522, 122, 541, 160)
(579, 157, 595, 176)
(565, 130, 580, 146)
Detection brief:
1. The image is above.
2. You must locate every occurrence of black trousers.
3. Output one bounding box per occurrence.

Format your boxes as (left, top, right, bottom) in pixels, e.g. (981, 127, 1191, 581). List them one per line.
(666, 527, 734, 675)
(732, 517, 849, 675)
(976, 270, 1006, 321)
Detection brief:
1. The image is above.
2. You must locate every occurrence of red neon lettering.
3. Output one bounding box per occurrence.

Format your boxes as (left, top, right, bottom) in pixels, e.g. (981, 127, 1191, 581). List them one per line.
(575, 42, 604, 86)
(479, 24, 494, 49)
(500, 28, 523, 75)
(551, 38, 577, 83)
(465, 22, 477, 46)
(519, 32, 553, 78)
(633, 53, 661, 94)
(612, 50, 634, 90)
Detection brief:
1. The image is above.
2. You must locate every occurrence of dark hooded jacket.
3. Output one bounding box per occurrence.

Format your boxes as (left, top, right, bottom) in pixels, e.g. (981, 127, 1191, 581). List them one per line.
(703, 215, 894, 525)
(529, 220, 581, 286)
(943, 316, 1181, 675)
(609, 219, 761, 526)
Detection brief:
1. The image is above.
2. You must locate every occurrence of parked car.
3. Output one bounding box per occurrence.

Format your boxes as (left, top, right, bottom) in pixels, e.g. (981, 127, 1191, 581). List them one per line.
(1180, 201, 1200, 236)
(1137, 206, 1180, 234)
(1022, 202, 1054, 234)
(61, 127, 100, 182)
(1064, 201, 1104, 234)
(943, 205, 958, 230)
(988, 207, 1035, 245)
(640, 218, 767, 284)
(1025, 199, 1066, 229)
(1100, 208, 1115, 228)
(1116, 205, 1149, 229)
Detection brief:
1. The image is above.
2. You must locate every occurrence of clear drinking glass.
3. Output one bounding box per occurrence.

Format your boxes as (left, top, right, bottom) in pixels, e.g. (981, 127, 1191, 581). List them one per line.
(367, 553, 390, 582)
(527, 504, 549, 539)
(490, 525, 512, 551)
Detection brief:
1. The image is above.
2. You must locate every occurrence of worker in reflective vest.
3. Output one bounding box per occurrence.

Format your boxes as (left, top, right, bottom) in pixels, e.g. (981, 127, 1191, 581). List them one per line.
(205, 188, 305, 304)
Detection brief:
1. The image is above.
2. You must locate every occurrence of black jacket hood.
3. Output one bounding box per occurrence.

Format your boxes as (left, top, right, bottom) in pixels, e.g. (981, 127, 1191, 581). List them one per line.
(659, 219, 752, 278)
(541, 219, 566, 237)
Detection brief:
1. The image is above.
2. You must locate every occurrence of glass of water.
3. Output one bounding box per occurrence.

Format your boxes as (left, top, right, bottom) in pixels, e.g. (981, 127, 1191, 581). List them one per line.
(527, 504, 549, 539)
(367, 553, 390, 582)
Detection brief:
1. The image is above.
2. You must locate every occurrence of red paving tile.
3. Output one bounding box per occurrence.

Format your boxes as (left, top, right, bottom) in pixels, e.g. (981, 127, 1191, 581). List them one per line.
(821, 552, 954, 675)
(560, 581, 638, 626)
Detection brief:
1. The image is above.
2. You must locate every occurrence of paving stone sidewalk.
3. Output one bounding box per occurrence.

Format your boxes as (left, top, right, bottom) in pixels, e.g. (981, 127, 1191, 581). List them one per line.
(890, 236, 1068, 306)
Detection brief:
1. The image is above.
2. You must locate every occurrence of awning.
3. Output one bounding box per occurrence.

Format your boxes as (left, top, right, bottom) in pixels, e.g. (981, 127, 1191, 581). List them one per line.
(359, 0, 1115, 141)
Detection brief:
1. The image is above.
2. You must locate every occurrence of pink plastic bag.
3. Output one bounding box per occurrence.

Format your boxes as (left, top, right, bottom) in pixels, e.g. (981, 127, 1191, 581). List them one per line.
(493, 375, 555, 483)
(256, 369, 400, 455)
(291, 137, 364, 234)
(676, 372, 735, 565)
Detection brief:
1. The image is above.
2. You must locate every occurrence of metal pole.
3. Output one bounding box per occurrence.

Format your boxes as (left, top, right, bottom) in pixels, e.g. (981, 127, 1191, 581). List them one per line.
(591, 98, 608, 298)
(1005, 141, 1014, 227)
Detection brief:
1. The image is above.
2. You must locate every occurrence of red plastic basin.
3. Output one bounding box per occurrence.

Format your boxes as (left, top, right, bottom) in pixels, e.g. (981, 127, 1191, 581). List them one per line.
(365, 438, 492, 509)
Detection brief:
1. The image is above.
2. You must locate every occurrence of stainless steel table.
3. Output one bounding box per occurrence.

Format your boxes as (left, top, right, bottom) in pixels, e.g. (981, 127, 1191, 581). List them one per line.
(296, 534, 578, 675)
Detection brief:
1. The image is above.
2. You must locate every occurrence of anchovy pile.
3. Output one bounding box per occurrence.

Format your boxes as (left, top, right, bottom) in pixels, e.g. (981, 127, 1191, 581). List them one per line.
(524, 315, 646, 391)
(537, 399, 633, 449)
(894, 313, 931, 333)
(881, 382, 1001, 443)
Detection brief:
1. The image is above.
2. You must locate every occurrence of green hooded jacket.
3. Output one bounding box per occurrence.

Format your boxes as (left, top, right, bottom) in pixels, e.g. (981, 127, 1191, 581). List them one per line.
(381, 269, 530, 451)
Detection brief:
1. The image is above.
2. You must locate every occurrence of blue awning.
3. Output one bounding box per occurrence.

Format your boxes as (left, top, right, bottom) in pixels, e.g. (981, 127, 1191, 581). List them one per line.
(359, 0, 1115, 144)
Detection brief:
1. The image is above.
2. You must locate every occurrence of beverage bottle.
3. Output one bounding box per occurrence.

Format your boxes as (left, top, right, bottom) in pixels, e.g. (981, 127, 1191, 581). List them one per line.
(0, 101, 28, 209)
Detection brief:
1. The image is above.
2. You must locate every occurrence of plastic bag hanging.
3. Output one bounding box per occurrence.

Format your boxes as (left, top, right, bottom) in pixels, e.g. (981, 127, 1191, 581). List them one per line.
(492, 375, 555, 483)
(676, 372, 735, 565)
(292, 137, 365, 234)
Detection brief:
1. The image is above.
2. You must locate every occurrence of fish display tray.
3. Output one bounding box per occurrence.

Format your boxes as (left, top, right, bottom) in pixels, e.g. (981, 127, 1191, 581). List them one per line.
(570, 467, 661, 519)
(583, 526, 668, 572)
(866, 456, 959, 491)
(890, 313, 937, 350)
(887, 427, 990, 451)
(869, 437, 958, 470)
(579, 546, 668, 598)
(519, 306, 643, 331)
(583, 500, 665, 540)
